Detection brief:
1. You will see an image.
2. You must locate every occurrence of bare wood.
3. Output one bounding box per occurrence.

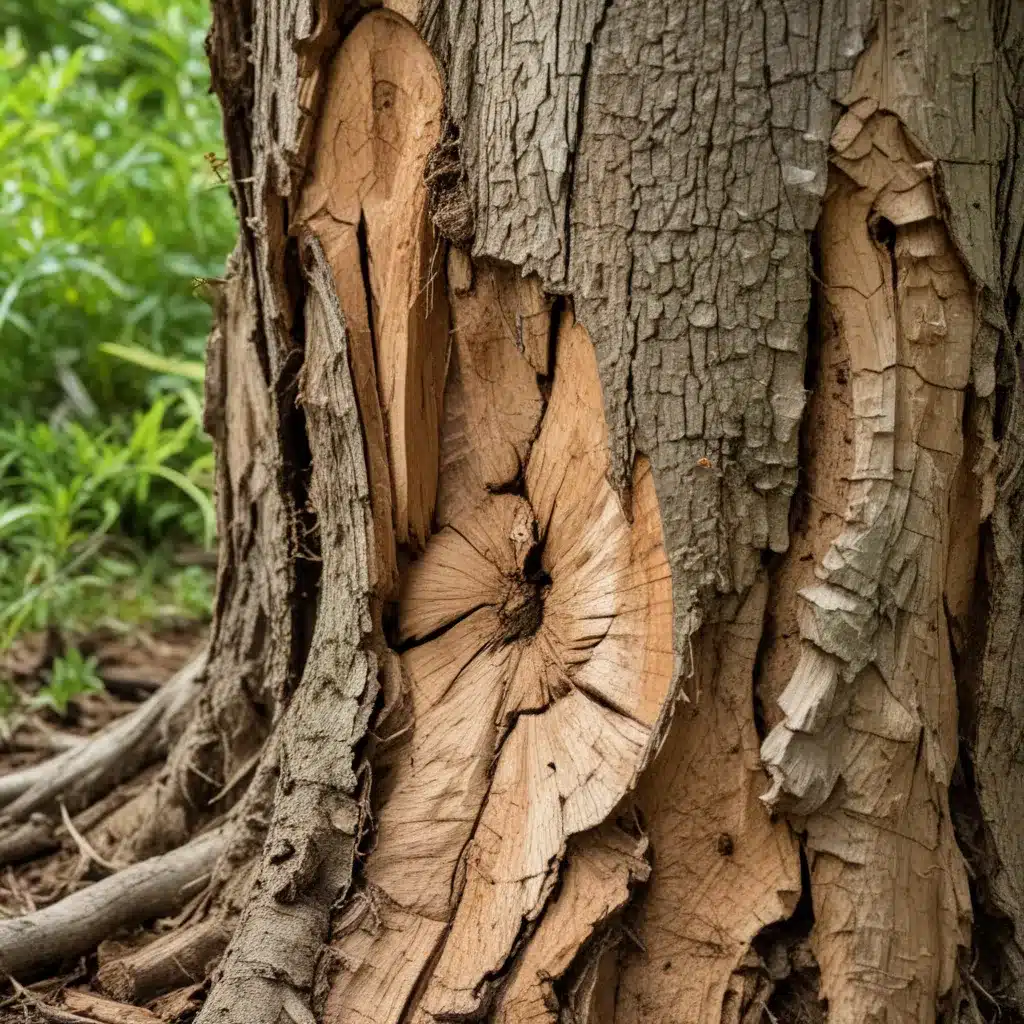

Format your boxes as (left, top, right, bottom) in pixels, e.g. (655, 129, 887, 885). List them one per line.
(296, 8, 449, 571)
(0, 828, 226, 978)
(758, 56, 976, 1023)
(613, 580, 801, 1022)
(492, 826, 648, 1024)
(62, 990, 163, 1024)
(325, 303, 674, 1022)
(147, 984, 203, 1022)
(95, 919, 231, 1003)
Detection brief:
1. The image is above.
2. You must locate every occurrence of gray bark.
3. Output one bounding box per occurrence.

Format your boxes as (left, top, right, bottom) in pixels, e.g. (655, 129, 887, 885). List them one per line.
(4, 1, 1011, 1023)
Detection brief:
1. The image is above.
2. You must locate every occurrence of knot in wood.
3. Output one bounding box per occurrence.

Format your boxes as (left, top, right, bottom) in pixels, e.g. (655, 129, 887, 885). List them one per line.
(498, 558, 551, 644)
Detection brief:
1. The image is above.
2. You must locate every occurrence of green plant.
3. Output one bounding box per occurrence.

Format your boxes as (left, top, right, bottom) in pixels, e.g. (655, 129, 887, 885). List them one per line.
(0, 0, 235, 421)
(0, 390, 214, 645)
(30, 647, 104, 716)
(0, 0, 227, 652)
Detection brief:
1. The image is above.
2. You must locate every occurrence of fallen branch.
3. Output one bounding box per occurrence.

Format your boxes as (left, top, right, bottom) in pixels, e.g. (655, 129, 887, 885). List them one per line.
(96, 918, 231, 1003)
(0, 827, 227, 978)
(0, 651, 205, 824)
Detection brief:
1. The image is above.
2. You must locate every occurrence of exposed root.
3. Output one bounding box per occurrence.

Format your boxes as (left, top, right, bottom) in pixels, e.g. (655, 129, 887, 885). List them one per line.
(0, 827, 227, 979)
(0, 653, 205, 869)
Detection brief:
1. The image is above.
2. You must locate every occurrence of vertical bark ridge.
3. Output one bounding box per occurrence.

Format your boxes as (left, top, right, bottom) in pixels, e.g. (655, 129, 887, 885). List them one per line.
(196, 238, 380, 1024)
(960, 0, 1024, 1008)
(758, 88, 978, 1021)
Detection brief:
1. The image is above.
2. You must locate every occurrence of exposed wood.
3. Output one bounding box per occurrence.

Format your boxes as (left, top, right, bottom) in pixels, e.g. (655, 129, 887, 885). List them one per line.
(324, 289, 672, 1020)
(612, 580, 801, 1023)
(435, 257, 546, 526)
(147, 984, 204, 1023)
(95, 919, 231, 1003)
(296, 8, 449, 576)
(0, 829, 226, 978)
(492, 826, 648, 1024)
(758, 86, 977, 1022)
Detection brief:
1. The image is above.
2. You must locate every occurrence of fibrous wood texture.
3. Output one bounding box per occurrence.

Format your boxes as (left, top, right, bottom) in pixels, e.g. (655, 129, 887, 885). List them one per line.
(4, 1, 1020, 1023)
(759, 97, 977, 1021)
(316, 155, 673, 1021)
(290, 13, 675, 1021)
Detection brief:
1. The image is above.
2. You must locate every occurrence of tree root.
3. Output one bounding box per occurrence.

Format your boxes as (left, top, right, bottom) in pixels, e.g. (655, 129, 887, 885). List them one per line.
(0, 827, 227, 979)
(0, 652, 205, 867)
(96, 918, 232, 1004)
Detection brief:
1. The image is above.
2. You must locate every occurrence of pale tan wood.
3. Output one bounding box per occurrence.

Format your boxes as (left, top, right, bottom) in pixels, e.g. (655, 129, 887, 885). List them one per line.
(758, 88, 977, 1023)
(324, 297, 673, 1021)
(493, 826, 648, 1024)
(611, 580, 801, 1024)
(95, 919, 230, 1003)
(413, 317, 673, 1022)
(435, 258, 545, 525)
(296, 9, 449, 580)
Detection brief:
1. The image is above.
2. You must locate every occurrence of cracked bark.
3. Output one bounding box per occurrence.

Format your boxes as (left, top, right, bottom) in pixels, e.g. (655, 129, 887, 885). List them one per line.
(1, 3, 1022, 1024)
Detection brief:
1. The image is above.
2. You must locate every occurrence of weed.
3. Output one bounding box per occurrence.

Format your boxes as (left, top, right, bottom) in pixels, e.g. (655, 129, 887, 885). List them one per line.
(0, 385, 214, 645)
(30, 647, 104, 716)
(0, 0, 227, 658)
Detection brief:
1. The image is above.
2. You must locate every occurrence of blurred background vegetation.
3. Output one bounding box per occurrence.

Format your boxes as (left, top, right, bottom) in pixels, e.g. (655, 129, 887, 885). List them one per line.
(0, 0, 233, 708)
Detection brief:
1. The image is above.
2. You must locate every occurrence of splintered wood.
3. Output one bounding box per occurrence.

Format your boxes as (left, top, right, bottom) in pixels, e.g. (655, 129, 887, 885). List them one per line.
(611, 581, 801, 1024)
(758, 97, 977, 1021)
(294, 18, 674, 1022)
(296, 8, 448, 591)
(326, 296, 673, 1023)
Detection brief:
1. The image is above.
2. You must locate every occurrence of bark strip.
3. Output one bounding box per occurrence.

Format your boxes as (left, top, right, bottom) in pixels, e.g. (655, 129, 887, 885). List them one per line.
(195, 238, 379, 1024)
(759, 89, 977, 1024)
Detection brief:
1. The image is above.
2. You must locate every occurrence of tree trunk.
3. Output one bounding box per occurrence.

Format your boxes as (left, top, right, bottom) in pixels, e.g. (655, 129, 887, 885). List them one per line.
(1, 2, 1022, 1023)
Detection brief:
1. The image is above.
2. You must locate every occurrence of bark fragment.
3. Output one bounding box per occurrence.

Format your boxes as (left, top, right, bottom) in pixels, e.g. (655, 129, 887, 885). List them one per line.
(759, 94, 977, 1024)
(195, 238, 380, 1024)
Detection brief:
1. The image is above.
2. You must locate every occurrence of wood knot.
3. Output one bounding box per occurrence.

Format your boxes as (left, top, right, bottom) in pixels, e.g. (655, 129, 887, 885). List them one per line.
(498, 548, 551, 644)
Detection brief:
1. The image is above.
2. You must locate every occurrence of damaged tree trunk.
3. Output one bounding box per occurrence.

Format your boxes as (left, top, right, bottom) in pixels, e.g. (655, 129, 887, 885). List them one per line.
(2, 2, 1023, 1023)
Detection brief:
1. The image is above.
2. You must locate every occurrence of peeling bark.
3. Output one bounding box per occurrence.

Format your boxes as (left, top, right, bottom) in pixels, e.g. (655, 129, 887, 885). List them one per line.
(2, 2, 1022, 1024)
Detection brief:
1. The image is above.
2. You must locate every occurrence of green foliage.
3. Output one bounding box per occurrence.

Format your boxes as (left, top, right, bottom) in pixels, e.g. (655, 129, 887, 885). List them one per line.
(30, 647, 105, 716)
(0, 386, 215, 645)
(0, 0, 235, 420)
(0, 0, 228, 654)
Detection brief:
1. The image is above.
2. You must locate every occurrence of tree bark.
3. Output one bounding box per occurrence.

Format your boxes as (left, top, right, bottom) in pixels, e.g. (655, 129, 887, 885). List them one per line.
(1, 2, 1022, 1023)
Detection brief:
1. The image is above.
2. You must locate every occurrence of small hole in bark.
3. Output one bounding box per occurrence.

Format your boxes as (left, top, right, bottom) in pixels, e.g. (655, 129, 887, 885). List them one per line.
(716, 832, 734, 856)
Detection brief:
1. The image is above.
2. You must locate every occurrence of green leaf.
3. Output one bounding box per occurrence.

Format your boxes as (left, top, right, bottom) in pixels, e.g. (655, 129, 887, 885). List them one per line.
(100, 342, 204, 382)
